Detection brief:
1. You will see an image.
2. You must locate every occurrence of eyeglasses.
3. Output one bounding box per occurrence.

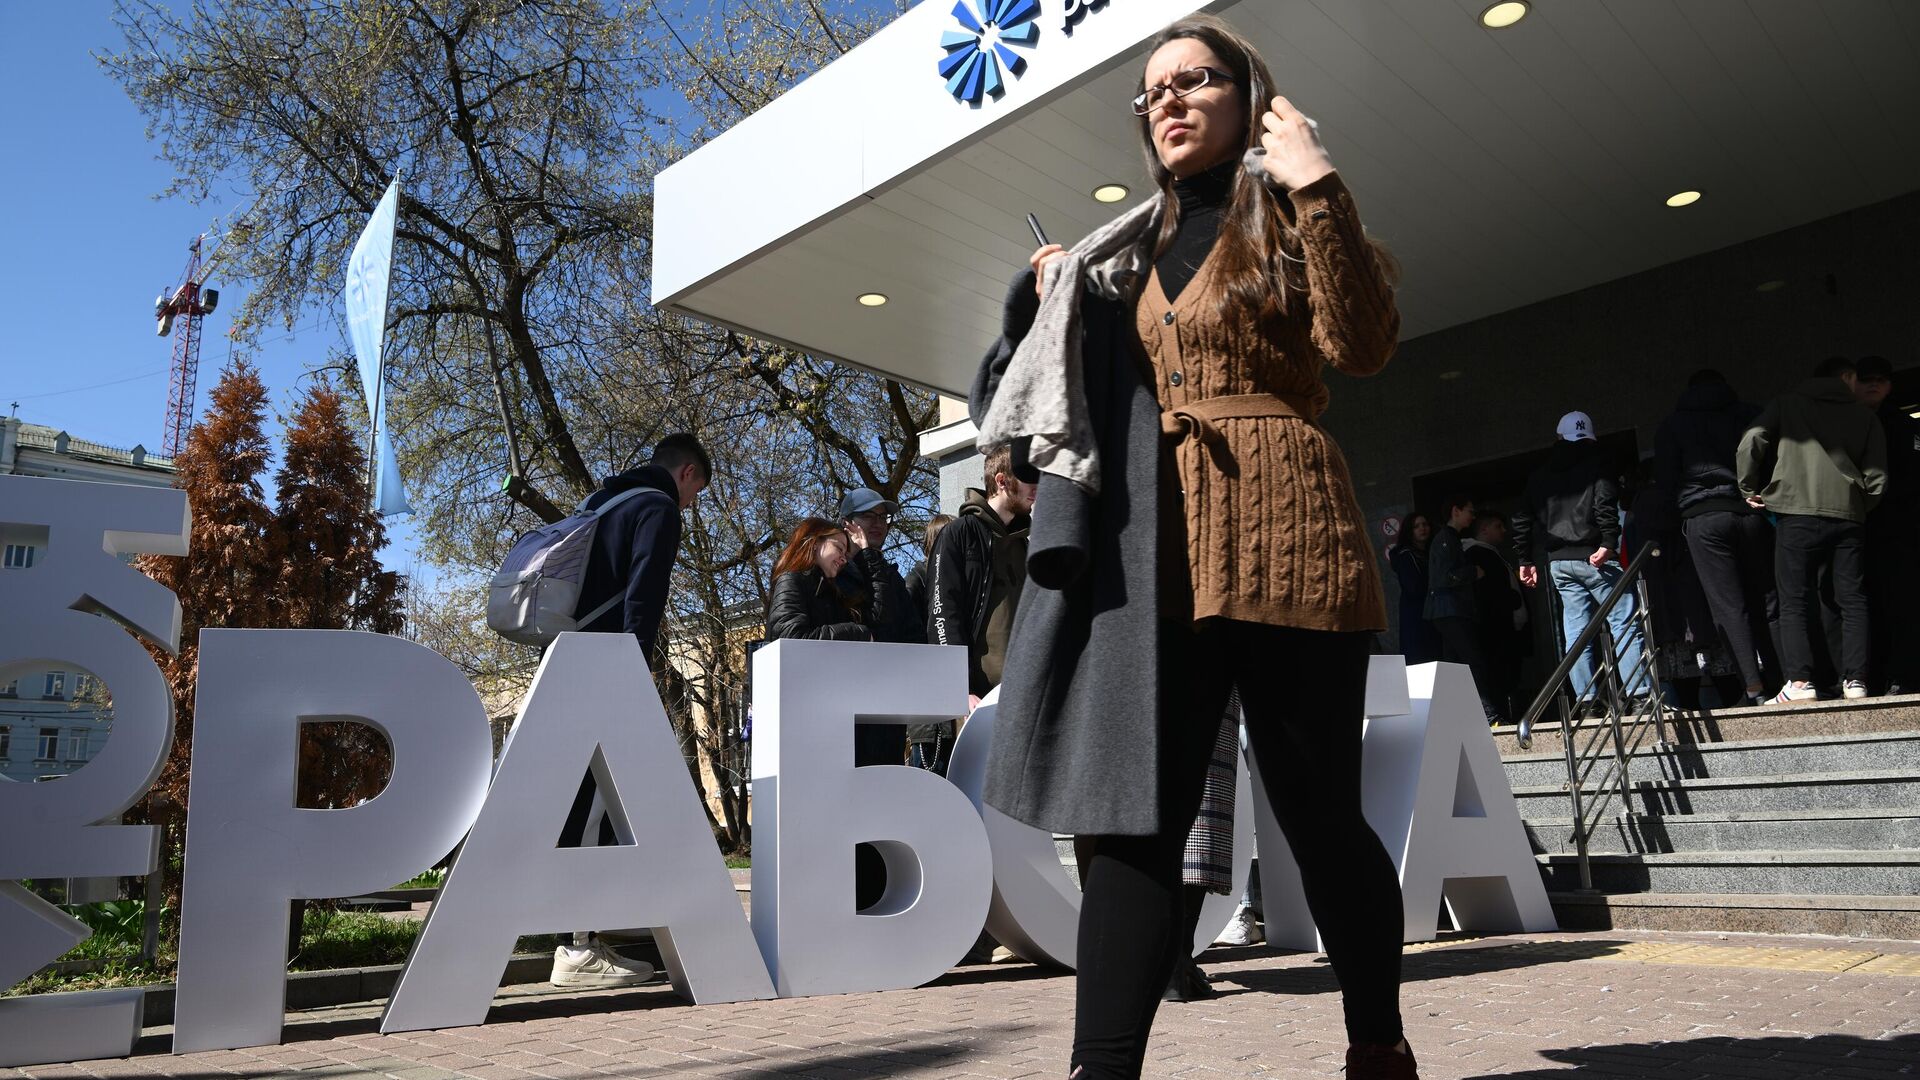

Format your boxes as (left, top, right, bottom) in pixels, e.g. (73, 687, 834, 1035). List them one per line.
(851, 510, 893, 526)
(1132, 66, 1234, 116)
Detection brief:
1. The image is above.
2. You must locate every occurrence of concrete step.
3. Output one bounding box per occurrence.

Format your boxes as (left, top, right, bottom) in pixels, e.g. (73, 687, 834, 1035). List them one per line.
(1502, 730, 1920, 789)
(1493, 692, 1920, 757)
(1548, 891, 1920, 940)
(1537, 849, 1920, 896)
(1511, 768, 1920, 816)
(1523, 808, 1920, 854)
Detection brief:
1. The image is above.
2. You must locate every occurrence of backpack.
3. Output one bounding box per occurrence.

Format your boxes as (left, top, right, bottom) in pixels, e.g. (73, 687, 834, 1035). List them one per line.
(486, 486, 668, 646)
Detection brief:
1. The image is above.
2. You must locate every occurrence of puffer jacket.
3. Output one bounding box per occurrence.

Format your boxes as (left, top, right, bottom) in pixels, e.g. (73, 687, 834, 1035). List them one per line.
(764, 568, 870, 642)
(1511, 439, 1620, 565)
(1655, 381, 1762, 517)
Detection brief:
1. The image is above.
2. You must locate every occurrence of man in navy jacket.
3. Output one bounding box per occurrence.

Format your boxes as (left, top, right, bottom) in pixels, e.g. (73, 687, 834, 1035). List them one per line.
(574, 433, 712, 659)
(553, 432, 709, 989)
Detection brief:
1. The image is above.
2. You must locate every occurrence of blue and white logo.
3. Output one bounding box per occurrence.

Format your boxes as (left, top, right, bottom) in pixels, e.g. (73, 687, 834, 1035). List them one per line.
(938, 0, 1040, 106)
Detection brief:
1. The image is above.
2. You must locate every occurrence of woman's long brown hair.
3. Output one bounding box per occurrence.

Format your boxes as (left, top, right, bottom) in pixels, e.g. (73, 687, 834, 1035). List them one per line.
(1135, 15, 1396, 326)
(769, 517, 848, 580)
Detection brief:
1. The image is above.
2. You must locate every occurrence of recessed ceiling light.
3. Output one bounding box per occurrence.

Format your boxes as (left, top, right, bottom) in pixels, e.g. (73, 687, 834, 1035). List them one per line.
(1092, 183, 1130, 203)
(1479, 1, 1529, 29)
(1666, 190, 1703, 208)
(857, 292, 889, 307)
(1755, 279, 1787, 292)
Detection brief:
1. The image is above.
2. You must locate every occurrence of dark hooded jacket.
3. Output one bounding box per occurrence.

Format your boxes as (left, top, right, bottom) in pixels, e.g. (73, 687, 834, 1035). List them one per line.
(575, 463, 683, 660)
(927, 487, 1030, 697)
(1655, 381, 1763, 518)
(1511, 439, 1620, 566)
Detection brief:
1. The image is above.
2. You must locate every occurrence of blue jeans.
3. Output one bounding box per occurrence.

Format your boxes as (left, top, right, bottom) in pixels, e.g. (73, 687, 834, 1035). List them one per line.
(1551, 558, 1649, 701)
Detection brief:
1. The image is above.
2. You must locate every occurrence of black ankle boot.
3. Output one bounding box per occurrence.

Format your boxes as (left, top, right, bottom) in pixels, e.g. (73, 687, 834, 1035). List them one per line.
(1161, 955, 1215, 1002)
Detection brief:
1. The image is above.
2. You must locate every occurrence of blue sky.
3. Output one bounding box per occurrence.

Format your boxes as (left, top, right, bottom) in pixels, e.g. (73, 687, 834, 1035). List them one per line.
(0, 3, 424, 567)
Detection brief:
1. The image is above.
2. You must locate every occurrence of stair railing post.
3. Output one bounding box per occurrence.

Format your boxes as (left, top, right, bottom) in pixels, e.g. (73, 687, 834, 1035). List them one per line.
(1558, 694, 1594, 891)
(1631, 567, 1672, 747)
(1597, 626, 1635, 829)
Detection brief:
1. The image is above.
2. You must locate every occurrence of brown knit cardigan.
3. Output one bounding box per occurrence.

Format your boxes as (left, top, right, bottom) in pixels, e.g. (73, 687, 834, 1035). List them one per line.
(1133, 171, 1398, 632)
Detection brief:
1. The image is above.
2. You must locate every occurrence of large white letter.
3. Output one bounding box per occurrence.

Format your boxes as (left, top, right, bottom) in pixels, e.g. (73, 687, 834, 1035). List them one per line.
(383, 632, 773, 1032)
(1254, 657, 1554, 949)
(946, 689, 1253, 968)
(1366, 661, 1557, 940)
(0, 477, 187, 1068)
(751, 639, 991, 996)
(172, 629, 494, 1052)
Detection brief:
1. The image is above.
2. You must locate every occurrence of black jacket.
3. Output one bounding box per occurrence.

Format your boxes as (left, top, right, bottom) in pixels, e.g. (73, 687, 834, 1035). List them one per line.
(1463, 539, 1524, 643)
(1511, 440, 1620, 566)
(833, 546, 922, 644)
(575, 464, 682, 660)
(1875, 399, 1920, 516)
(1655, 382, 1762, 518)
(764, 567, 871, 642)
(1423, 523, 1476, 621)
(904, 560, 930, 627)
(927, 488, 1030, 696)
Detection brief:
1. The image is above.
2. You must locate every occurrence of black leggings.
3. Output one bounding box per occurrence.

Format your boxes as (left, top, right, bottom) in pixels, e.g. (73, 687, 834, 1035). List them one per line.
(1070, 621, 1406, 1078)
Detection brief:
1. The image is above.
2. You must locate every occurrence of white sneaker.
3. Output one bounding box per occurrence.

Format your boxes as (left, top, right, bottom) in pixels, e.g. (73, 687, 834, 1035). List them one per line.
(1842, 680, 1869, 700)
(1214, 906, 1263, 947)
(551, 942, 656, 988)
(1768, 682, 1817, 705)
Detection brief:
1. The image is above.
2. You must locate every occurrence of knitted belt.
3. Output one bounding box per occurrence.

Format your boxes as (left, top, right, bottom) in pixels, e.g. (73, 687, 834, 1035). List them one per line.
(1159, 393, 1316, 448)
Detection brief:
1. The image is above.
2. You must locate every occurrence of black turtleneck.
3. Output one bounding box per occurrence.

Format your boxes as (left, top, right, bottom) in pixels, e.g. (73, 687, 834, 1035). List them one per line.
(1154, 159, 1236, 302)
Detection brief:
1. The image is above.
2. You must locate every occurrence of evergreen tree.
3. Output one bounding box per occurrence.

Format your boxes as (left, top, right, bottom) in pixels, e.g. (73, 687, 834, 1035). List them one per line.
(273, 382, 405, 809)
(133, 358, 279, 906)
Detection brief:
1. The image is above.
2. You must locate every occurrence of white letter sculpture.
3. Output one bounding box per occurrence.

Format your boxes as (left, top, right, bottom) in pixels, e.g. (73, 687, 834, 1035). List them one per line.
(0, 476, 189, 1067)
(946, 687, 1253, 968)
(1255, 656, 1555, 949)
(750, 639, 991, 996)
(383, 632, 774, 1032)
(172, 629, 496, 1052)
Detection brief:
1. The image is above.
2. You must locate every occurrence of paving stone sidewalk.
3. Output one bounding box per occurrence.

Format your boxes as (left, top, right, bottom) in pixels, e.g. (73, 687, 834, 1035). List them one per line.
(9, 930, 1919, 1079)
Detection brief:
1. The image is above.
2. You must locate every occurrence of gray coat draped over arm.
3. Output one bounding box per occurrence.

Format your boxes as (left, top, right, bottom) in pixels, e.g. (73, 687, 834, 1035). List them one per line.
(971, 269, 1188, 837)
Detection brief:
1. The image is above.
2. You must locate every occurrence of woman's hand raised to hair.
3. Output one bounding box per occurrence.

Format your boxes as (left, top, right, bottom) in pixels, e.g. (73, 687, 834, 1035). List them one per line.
(1030, 243, 1067, 299)
(1258, 94, 1336, 191)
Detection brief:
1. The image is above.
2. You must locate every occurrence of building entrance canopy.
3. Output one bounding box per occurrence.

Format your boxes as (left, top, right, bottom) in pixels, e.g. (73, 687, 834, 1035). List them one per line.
(653, 0, 1920, 397)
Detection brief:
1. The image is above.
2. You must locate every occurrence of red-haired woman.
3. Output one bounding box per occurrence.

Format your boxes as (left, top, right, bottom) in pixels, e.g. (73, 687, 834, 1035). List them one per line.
(764, 517, 873, 641)
(974, 13, 1411, 1078)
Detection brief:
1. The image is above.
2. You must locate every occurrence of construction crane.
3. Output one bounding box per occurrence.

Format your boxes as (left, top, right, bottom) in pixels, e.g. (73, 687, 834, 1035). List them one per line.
(154, 235, 220, 457)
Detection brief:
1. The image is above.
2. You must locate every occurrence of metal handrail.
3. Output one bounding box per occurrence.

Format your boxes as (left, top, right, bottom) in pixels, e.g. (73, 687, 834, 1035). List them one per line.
(1515, 544, 1663, 748)
(1513, 544, 1672, 892)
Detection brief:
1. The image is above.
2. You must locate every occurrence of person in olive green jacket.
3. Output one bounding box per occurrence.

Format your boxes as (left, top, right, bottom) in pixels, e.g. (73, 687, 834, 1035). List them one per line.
(1736, 356, 1888, 703)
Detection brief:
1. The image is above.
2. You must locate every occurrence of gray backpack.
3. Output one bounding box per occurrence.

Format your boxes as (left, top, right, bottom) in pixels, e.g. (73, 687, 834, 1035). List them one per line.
(486, 487, 668, 645)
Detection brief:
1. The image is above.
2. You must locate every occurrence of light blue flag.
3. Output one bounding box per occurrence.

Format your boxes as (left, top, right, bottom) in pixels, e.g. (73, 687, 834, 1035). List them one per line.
(344, 178, 412, 516)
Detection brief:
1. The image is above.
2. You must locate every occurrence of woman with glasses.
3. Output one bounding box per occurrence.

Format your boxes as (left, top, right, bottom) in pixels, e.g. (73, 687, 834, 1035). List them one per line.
(972, 14, 1410, 1079)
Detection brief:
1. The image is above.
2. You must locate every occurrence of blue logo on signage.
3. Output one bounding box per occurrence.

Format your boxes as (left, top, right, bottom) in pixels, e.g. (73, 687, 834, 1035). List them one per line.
(938, 0, 1040, 105)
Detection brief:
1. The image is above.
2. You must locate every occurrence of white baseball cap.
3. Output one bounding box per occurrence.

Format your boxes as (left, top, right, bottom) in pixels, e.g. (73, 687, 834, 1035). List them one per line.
(1556, 410, 1596, 442)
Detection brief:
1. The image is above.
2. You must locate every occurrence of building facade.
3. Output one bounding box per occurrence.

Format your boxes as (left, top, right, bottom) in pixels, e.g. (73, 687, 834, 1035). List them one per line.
(0, 417, 176, 783)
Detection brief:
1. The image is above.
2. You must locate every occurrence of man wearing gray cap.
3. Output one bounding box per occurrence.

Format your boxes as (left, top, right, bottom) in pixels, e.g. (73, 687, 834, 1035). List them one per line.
(833, 485, 922, 910)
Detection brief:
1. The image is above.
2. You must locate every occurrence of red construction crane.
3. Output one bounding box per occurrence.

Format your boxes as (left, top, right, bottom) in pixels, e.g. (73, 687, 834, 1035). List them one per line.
(155, 235, 220, 456)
